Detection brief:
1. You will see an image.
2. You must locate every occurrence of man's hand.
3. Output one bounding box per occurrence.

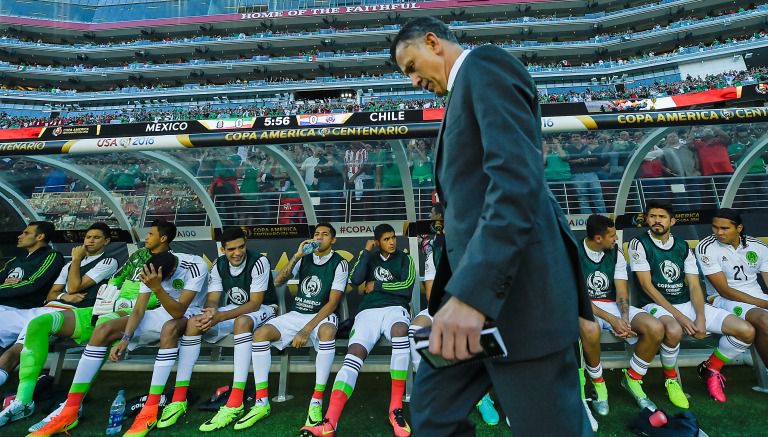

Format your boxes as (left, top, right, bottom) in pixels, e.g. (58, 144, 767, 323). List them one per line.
(674, 312, 698, 337)
(110, 339, 129, 362)
(3, 278, 20, 285)
(429, 297, 486, 360)
(296, 239, 315, 258)
(195, 308, 218, 332)
(364, 240, 378, 252)
(693, 317, 708, 340)
(610, 316, 636, 338)
(140, 264, 163, 291)
(365, 281, 375, 294)
(71, 245, 87, 261)
(292, 328, 310, 348)
(61, 292, 88, 304)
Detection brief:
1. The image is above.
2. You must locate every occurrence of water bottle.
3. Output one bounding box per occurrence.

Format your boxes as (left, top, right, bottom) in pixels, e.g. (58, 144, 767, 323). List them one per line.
(303, 241, 320, 255)
(105, 389, 125, 435)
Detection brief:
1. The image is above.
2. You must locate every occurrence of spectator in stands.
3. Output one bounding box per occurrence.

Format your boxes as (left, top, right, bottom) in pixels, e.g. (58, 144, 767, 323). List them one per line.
(565, 133, 607, 214)
(408, 139, 434, 189)
(0, 222, 65, 346)
(695, 209, 768, 387)
(237, 224, 346, 432)
(628, 201, 754, 408)
(373, 145, 406, 220)
(728, 128, 768, 207)
(30, 228, 208, 437)
(300, 146, 322, 190)
(590, 135, 615, 180)
(305, 223, 414, 437)
(124, 227, 276, 435)
(314, 144, 345, 223)
(610, 131, 636, 176)
(0, 222, 117, 429)
(694, 127, 734, 176)
(344, 142, 372, 202)
(543, 137, 571, 182)
(105, 162, 143, 193)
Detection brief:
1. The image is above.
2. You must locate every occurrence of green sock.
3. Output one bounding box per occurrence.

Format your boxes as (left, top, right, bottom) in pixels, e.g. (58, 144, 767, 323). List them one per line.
(578, 368, 587, 401)
(17, 312, 64, 404)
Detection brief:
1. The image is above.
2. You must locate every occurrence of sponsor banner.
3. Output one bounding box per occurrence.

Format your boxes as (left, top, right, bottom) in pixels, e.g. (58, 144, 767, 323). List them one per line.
(566, 214, 593, 231)
(0, 127, 44, 140)
(60, 135, 190, 153)
(297, 113, 353, 126)
(615, 210, 718, 230)
(0, 140, 62, 154)
(331, 221, 406, 237)
(213, 224, 311, 240)
(42, 125, 97, 140)
(137, 226, 213, 242)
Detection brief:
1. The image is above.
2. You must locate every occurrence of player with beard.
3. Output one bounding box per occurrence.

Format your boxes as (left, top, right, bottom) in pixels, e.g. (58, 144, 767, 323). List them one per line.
(628, 201, 754, 407)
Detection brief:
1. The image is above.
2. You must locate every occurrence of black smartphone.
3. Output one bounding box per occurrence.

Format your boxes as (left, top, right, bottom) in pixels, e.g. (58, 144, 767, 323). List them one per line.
(412, 325, 508, 369)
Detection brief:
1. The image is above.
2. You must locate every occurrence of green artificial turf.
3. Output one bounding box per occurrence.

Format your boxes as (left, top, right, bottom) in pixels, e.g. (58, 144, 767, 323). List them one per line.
(2, 366, 767, 436)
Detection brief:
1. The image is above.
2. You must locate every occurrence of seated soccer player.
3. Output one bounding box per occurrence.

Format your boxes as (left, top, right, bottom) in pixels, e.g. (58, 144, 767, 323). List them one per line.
(0, 222, 117, 427)
(696, 209, 768, 391)
(629, 201, 755, 408)
(0, 221, 65, 346)
(301, 223, 415, 437)
(577, 215, 664, 424)
(203, 223, 346, 432)
(29, 241, 208, 436)
(125, 227, 277, 436)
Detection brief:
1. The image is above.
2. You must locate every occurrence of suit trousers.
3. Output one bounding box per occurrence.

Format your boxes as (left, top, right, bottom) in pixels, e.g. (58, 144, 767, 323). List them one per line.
(411, 343, 592, 436)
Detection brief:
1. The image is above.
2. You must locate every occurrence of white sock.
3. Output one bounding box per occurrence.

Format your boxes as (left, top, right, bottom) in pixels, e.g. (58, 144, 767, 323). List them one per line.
(150, 348, 179, 394)
(408, 326, 421, 371)
(629, 354, 650, 378)
(660, 343, 680, 371)
(0, 369, 8, 387)
(175, 336, 201, 386)
(251, 341, 271, 403)
(232, 333, 252, 388)
(313, 340, 335, 407)
(585, 362, 603, 381)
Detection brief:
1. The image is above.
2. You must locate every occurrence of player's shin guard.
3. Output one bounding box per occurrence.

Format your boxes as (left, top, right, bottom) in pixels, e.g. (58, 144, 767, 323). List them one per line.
(147, 348, 178, 406)
(313, 341, 335, 406)
(389, 337, 410, 411)
(660, 343, 680, 379)
(251, 341, 271, 405)
(408, 327, 421, 371)
(326, 355, 363, 426)
(64, 345, 108, 408)
(16, 312, 64, 405)
(171, 336, 201, 403)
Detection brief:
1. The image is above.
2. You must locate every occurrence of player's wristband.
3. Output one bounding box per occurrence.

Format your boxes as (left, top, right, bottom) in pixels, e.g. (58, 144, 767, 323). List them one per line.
(56, 292, 66, 301)
(121, 333, 133, 342)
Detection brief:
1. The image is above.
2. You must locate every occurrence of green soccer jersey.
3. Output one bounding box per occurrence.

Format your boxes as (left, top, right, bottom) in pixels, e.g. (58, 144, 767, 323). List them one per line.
(293, 252, 347, 314)
(107, 248, 158, 306)
(632, 233, 691, 307)
(578, 241, 618, 302)
(351, 249, 415, 312)
(216, 250, 277, 307)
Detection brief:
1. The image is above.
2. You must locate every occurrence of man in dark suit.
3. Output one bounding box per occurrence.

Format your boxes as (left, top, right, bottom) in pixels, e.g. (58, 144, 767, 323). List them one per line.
(391, 17, 593, 436)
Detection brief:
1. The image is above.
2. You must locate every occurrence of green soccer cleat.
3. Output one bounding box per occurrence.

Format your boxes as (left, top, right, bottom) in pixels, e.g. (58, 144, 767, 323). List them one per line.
(157, 400, 187, 429)
(233, 403, 270, 430)
(591, 382, 610, 416)
(199, 405, 244, 432)
(621, 370, 657, 411)
(665, 378, 689, 409)
(0, 400, 35, 427)
(305, 403, 323, 426)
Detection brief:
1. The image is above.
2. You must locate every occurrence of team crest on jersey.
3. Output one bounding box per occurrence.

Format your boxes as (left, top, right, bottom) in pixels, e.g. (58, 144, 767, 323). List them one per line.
(700, 255, 711, 265)
(660, 260, 680, 282)
(227, 287, 249, 305)
(374, 266, 394, 282)
(6, 267, 24, 280)
(301, 275, 323, 298)
(587, 271, 610, 292)
(746, 251, 758, 265)
(172, 279, 184, 290)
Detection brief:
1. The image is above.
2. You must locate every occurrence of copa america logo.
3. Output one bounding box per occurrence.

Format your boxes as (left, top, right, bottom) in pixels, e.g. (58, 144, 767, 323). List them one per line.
(301, 275, 323, 297)
(587, 271, 610, 292)
(227, 287, 249, 305)
(374, 266, 394, 282)
(660, 260, 681, 282)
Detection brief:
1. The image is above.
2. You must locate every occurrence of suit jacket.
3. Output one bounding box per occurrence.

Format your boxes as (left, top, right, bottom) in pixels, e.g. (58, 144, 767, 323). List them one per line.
(430, 45, 593, 362)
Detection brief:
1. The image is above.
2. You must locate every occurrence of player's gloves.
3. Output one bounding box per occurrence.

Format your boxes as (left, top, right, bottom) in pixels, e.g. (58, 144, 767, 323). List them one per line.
(92, 283, 120, 316)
